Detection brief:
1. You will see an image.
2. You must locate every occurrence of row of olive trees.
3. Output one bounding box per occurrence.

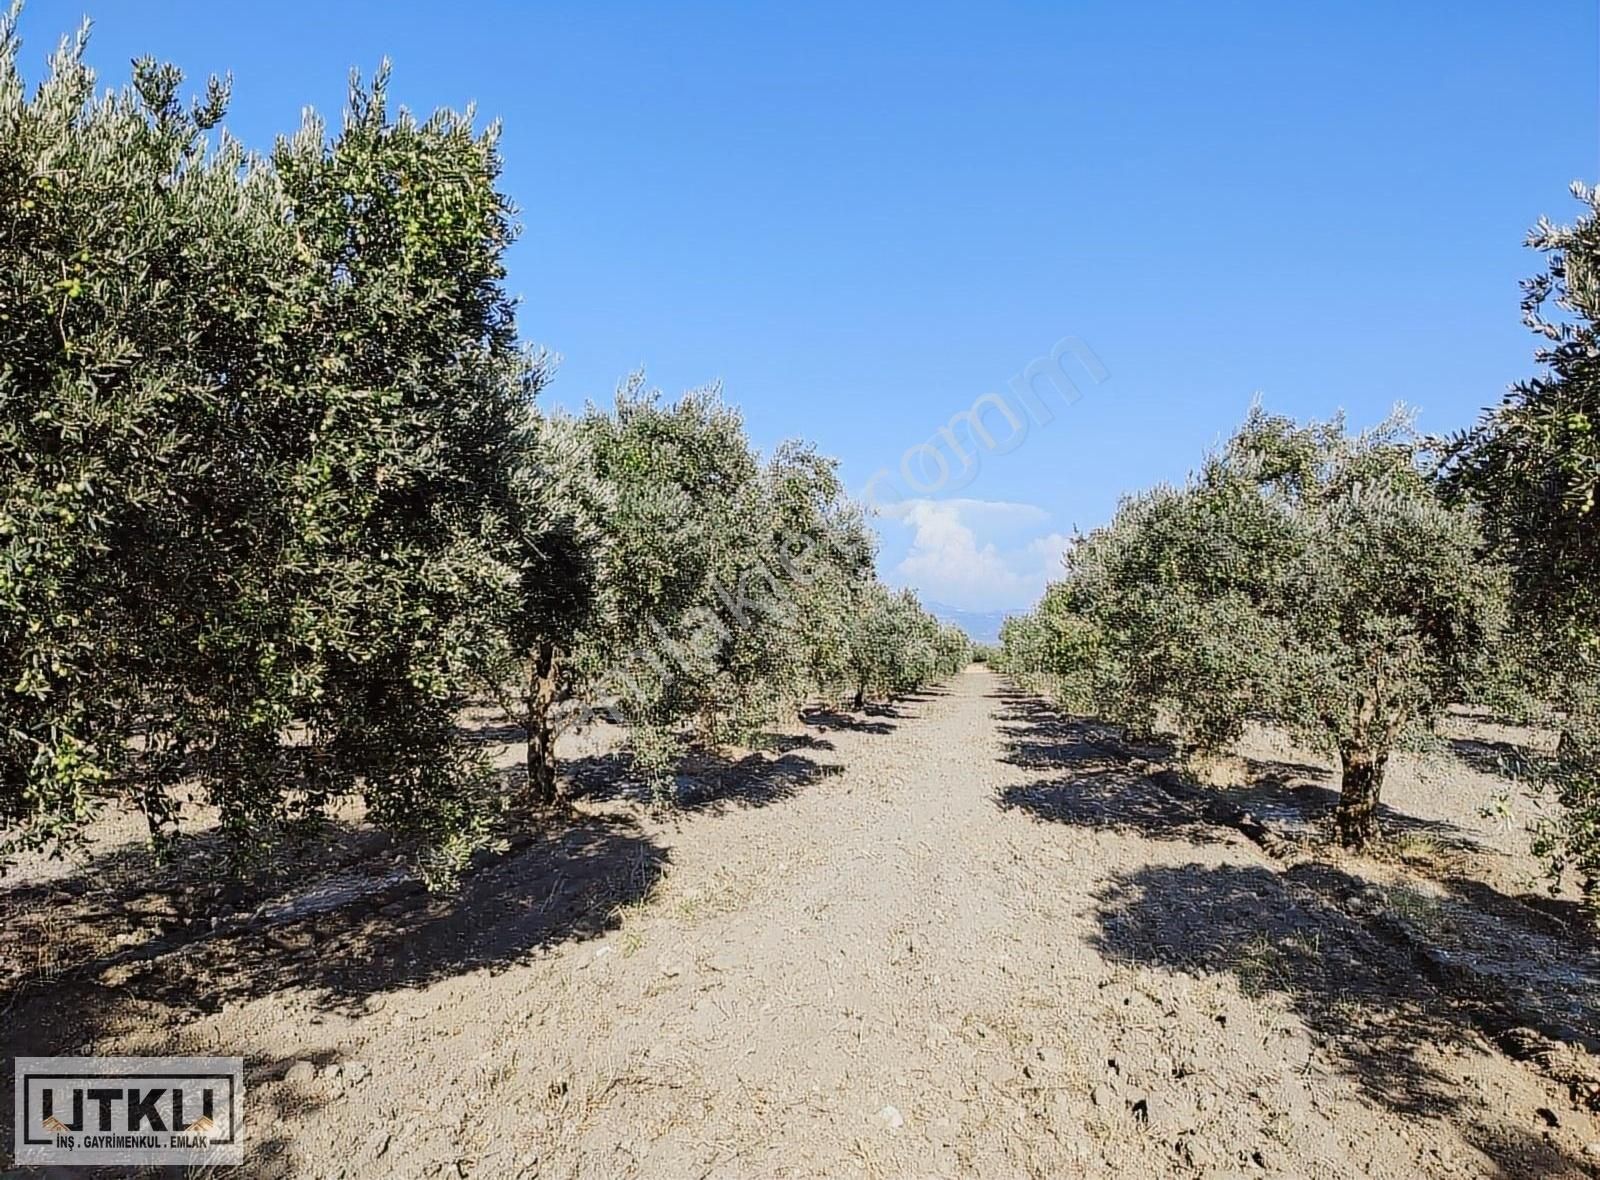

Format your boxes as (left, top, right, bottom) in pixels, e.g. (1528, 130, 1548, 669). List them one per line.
(505, 379, 970, 805)
(1001, 183, 1600, 872)
(999, 409, 1508, 848)
(0, 23, 967, 878)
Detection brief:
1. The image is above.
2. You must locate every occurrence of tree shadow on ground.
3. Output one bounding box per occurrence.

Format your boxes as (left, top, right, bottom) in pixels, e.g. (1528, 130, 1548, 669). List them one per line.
(1241, 754, 1334, 787)
(2, 811, 666, 1037)
(0, 814, 398, 1002)
(1092, 860, 1594, 1179)
(1438, 871, 1596, 944)
(991, 694, 1228, 847)
(993, 685, 1483, 851)
(462, 719, 529, 747)
(994, 699, 1132, 772)
(1447, 736, 1551, 780)
(1, 760, 672, 1173)
(801, 700, 909, 735)
(675, 749, 843, 811)
(998, 771, 1231, 847)
(2, 888, 345, 1176)
(800, 707, 896, 735)
(1394, 868, 1600, 1051)
(755, 731, 837, 755)
(560, 749, 841, 813)
(1225, 771, 1485, 850)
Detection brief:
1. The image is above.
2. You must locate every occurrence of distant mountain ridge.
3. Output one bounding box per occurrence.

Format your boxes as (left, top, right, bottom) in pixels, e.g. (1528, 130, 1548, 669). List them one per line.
(923, 600, 1014, 645)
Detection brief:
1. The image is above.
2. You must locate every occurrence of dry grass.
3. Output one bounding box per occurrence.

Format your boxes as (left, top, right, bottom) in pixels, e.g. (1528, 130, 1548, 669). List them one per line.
(1232, 933, 1289, 999)
(1381, 884, 1452, 933)
(3, 900, 70, 1004)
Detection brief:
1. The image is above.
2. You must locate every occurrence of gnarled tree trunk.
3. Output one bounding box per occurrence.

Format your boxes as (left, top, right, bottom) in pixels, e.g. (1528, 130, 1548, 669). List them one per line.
(1335, 743, 1388, 848)
(524, 642, 561, 807)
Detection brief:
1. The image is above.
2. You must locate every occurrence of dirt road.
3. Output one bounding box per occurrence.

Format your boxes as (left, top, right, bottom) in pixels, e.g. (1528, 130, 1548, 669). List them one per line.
(6, 668, 1597, 1177)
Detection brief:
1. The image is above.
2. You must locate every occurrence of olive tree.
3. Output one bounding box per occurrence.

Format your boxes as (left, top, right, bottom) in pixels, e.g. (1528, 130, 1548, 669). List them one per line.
(262, 67, 537, 874)
(845, 586, 966, 707)
(505, 375, 955, 804)
(0, 25, 290, 859)
(684, 438, 862, 748)
(1, 20, 533, 880)
(508, 381, 788, 799)
(1449, 183, 1600, 890)
(997, 583, 1098, 706)
(757, 441, 878, 712)
(501, 395, 605, 808)
(998, 614, 1048, 682)
(1033, 408, 1506, 847)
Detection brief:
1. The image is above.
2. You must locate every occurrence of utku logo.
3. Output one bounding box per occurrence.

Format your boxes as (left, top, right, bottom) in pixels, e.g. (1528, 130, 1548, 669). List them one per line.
(14, 1056, 244, 1167)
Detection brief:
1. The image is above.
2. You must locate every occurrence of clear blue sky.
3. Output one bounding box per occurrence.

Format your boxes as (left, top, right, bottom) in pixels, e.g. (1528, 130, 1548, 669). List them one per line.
(20, 1, 1598, 610)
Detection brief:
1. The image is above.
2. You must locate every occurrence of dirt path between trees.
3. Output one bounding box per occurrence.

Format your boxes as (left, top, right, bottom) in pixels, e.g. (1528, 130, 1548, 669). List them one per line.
(5, 668, 1599, 1177)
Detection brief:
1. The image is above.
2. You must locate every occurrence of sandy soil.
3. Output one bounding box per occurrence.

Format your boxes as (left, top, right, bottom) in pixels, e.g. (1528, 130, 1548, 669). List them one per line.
(4, 668, 1599, 1178)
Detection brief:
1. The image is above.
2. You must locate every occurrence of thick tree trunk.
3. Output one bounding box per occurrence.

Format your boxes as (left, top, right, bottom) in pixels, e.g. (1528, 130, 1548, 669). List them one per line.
(524, 642, 560, 808)
(1558, 725, 1583, 762)
(1335, 743, 1388, 848)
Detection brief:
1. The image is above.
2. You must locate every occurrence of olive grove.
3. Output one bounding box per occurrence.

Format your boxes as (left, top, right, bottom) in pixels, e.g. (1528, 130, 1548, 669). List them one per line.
(0, 21, 966, 877)
(1001, 409, 1508, 848)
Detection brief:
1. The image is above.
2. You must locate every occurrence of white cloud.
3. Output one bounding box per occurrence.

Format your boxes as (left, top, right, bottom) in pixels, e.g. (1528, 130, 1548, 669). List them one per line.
(1024, 530, 1073, 570)
(880, 498, 1072, 612)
